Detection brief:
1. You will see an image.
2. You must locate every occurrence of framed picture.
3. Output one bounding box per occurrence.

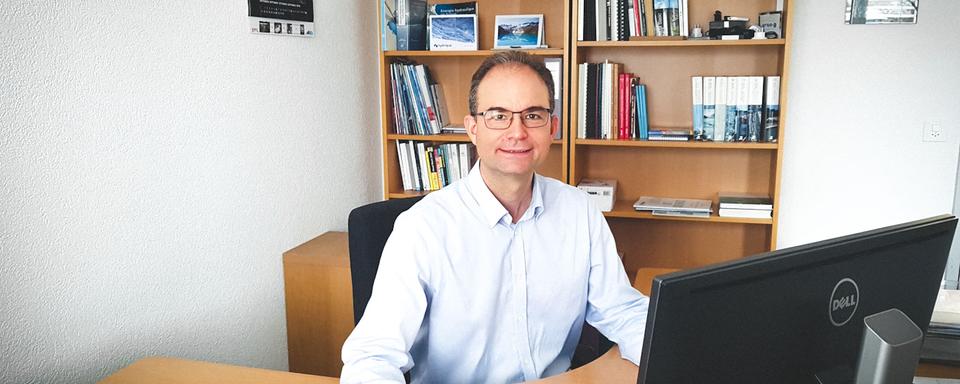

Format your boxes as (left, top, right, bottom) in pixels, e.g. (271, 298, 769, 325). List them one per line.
(493, 14, 543, 49)
(428, 14, 478, 51)
(845, 0, 918, 24)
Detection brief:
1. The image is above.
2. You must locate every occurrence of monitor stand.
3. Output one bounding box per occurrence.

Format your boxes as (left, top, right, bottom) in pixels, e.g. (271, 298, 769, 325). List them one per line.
(815, 309, 924, 384)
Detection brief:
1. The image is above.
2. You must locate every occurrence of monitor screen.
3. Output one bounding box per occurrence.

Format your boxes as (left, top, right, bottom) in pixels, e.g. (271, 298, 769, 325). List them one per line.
(637, 215, 957, 384)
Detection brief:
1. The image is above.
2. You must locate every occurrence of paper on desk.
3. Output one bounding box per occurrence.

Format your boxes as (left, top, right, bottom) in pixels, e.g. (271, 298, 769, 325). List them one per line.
(929, 289, 960, 338)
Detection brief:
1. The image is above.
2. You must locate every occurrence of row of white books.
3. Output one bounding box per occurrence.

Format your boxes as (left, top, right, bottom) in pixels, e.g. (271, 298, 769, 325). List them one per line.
(396, 141, 475, 191)
(692, 76, 780, 143)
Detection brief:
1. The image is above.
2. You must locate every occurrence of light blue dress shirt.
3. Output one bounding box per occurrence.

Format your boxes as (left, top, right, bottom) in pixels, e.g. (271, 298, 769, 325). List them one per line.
(340, 165, 649, 383)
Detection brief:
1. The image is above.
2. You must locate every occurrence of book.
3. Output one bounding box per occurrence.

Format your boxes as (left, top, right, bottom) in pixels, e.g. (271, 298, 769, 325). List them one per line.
(578, 63, 586, 138)
(381, 0, 398, 50)
(428, 1, 476, 15)
(736, 75, 750, 141)
(718, 193, 773, 210)
(747, 76, 764, 142)
(714, 76, 727, 142)
(396, 0, 427, 50)
(718, 208, 772, 219)
(637, 84, 649, 139)
(702, 76, 715, 141)
(596, 0, 608, 41)
(666, 0, 680, 36)
(653, 0, 667, 36)
(764, 76, 781, 143)
(652, 210, 710, 218)
(545, 57, 564, 139)
(724, 76, 739, 141)
(634, 196, 712, 212)
(691, 76, 703, 140)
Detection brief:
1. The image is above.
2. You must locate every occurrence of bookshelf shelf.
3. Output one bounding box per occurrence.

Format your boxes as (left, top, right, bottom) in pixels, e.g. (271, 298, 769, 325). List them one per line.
(388, 134, 565, 146)
(387, 134, 472, 143)
(384, 49, 565, 57)
(576, 39, 786, 48)
(574, 139, 778, 149)
(604, 200, 773, 225)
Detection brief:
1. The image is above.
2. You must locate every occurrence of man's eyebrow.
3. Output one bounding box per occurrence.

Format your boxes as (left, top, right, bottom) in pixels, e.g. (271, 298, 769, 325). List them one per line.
(481, 106, 550, 111)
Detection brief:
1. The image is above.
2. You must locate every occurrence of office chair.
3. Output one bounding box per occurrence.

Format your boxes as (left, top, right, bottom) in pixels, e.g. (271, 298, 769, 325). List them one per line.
(346, 196, 611, 369)
(347, 196, 424, 324)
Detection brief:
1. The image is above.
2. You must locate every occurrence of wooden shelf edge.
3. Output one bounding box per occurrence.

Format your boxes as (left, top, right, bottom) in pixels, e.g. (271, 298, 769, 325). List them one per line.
(388, 191, 432, 199)
(574, 139, 778, 149)
(576, 39, 786, 48)
(388, 134, 471, 143)
(388, 134, 563, 145)
(384, 49, 565, 57)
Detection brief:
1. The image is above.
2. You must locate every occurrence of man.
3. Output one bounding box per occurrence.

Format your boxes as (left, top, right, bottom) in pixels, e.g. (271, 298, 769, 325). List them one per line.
(341, 51, 648, 383)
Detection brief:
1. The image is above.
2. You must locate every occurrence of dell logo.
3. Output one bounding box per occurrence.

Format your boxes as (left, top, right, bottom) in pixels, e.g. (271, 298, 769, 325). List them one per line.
(829, 278, 860, 326)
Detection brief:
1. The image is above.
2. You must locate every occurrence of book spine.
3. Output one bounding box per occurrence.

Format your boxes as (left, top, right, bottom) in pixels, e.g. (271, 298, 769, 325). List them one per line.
(653, 0, 666, 36)
(667, 0, 679, 36)
(638, 84, 649, 140)
(714, 76, 727, 142)
(702, 76, 716, 141)
(416, 142, 429, 190)
(579, 63, 588, 139)
(747, 76, 763, 142)
(724, 76, 739, 142)
(691, 76, 703, 140)
(596, 0, 608, 41)
(764, 76, 781, 143)
(458, 143, 470, 178)
(396, 141, 410, 190)
(736, 76, 750, 141)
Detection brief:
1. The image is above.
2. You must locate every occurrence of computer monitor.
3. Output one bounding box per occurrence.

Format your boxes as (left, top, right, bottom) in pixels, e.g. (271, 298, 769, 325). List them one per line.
(637, 215, 957, 384)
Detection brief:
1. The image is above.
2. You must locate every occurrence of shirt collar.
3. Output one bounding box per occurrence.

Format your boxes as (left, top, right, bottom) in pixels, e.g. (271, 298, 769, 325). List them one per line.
(465, 162, 545, 228)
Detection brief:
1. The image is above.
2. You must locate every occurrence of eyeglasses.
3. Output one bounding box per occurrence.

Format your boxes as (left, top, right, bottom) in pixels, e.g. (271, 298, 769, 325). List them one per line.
(475, 107, 553, 130)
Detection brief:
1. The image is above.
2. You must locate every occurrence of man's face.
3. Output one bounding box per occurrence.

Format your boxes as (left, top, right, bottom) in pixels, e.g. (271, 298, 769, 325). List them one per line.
(465, 65, 558, 181)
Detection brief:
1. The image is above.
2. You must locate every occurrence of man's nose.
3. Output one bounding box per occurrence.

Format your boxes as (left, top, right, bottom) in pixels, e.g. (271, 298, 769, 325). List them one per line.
(504, 114, 528, 139)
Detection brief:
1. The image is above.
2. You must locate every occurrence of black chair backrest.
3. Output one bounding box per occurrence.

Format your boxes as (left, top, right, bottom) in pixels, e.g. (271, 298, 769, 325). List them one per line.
(347, 196, 424, 325)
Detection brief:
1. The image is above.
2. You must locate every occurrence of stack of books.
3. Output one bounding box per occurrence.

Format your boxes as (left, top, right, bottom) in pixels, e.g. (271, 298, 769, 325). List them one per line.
(648, 129, 691, 141)
(717, 193, 773, 218)
(633, 196, 712, 218)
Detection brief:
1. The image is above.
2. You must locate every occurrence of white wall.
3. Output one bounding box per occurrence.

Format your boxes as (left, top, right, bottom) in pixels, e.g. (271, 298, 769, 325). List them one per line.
(0, 1, 380, 383)
(778, 1, 960, 247)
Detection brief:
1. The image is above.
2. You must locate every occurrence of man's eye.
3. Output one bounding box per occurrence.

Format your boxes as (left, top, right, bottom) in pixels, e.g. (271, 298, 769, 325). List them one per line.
(525, 113, 545, 121)
(490, 113, 508, 121)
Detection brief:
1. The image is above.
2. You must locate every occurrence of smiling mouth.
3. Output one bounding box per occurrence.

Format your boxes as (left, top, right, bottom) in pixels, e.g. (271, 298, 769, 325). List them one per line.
(500, 148, 532, 154)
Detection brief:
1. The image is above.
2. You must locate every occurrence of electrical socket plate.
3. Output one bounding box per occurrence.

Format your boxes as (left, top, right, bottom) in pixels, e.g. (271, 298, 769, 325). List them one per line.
(923, 121, 946, 142)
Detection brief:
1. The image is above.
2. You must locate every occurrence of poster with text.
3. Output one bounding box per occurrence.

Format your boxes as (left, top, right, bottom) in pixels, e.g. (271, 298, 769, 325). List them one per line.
(249, 0, 314, 37)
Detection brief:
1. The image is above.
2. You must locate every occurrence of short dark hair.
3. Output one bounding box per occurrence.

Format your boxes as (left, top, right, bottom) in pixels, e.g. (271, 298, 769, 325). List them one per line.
(468, 51, 555, 115)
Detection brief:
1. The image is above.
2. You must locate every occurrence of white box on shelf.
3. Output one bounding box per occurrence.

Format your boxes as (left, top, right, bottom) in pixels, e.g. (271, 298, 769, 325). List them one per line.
(578, 179, 617, 212)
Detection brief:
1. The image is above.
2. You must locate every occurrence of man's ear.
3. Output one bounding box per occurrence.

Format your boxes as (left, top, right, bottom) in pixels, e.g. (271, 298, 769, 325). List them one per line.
(464, 114, 479, 145)
(549, 115, 559, 138)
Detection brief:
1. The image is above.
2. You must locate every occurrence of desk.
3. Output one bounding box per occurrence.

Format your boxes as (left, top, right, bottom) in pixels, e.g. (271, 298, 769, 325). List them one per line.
(99, 232, 960, 383)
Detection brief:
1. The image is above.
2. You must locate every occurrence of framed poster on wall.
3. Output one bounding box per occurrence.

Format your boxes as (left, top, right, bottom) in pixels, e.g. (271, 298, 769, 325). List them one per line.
(248, 0, 315, 37)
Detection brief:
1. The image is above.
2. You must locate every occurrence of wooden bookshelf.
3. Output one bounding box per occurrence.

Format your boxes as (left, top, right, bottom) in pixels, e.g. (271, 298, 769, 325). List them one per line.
(569, 0, 793, 274)
(377, 0, 570, 198)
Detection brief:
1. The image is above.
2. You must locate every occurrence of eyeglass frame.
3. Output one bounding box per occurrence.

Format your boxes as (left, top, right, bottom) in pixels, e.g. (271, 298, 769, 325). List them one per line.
(473, 107, 554, 130)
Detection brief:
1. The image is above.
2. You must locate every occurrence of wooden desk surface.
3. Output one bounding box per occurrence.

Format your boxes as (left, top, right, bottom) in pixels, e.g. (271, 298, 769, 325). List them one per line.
(98, 357, 338, 384)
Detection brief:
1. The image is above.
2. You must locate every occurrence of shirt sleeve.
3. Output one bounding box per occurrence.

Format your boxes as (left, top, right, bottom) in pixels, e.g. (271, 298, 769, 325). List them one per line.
(582, 200, 650, 365)
(340, 213, 431, 383)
